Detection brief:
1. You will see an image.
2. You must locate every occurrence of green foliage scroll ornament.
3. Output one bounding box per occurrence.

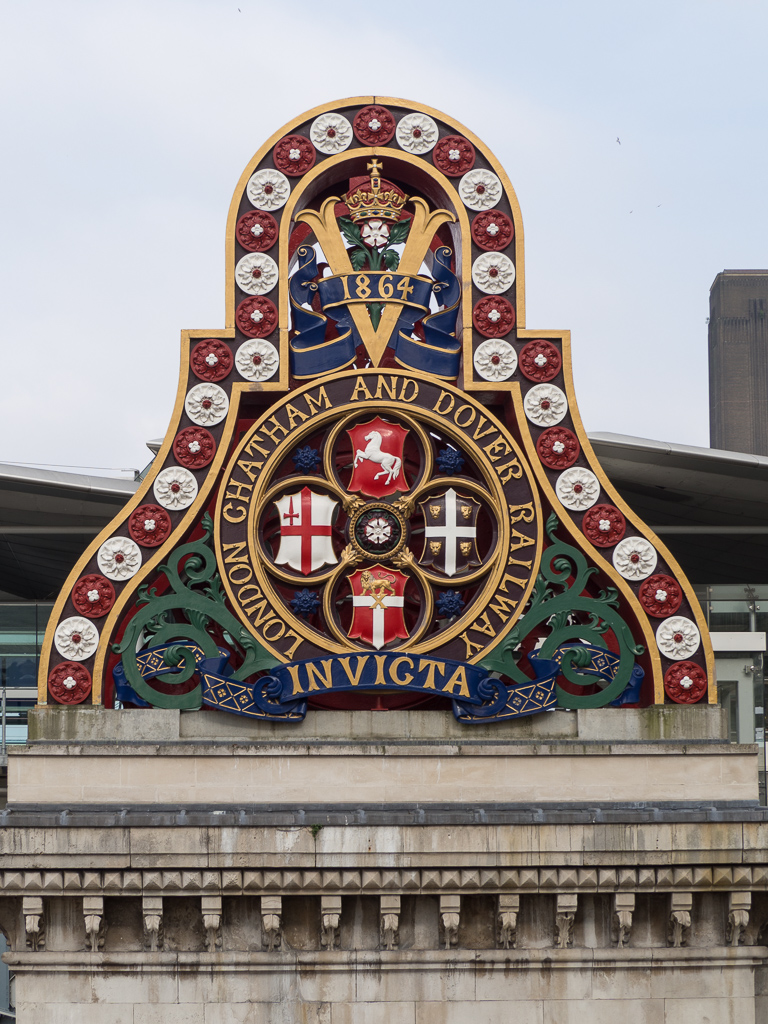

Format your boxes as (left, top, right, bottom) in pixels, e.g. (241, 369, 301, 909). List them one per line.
(338, 216, 411, 328)
(480, 514, 644, 708)
(112, 514, 278, 709)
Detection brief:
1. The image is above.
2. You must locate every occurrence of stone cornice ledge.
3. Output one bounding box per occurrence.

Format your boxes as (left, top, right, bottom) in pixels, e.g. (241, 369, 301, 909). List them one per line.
(6, 947, 768, 971)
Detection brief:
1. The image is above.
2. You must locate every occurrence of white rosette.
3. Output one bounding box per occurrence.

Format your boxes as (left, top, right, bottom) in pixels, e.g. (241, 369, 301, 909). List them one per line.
(97, 536, 142, 581)
(396, 112, 439, 154)
(472, 252, 516, 295)
(459, 169, 502, 211)
(246, 169, 290, 211)
(235, 339, 279, 382)
(555, 467, 600, 511)
(310, 112, 353, 154)
(153, 466, 198, 511)
(185, 382, 229, 426)
(612, 536, 658, 581)
(54, 616, 99, 661)
(473, 339, 517, 381)
(235, 253, 278, 296)
(656, 616, 701, 660)
(524, 383, 568, 426)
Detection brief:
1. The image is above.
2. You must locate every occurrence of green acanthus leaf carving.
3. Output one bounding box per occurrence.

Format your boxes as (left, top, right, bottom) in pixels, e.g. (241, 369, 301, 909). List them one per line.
(480, 514, 644, 708)
(111, 513, 279, 709)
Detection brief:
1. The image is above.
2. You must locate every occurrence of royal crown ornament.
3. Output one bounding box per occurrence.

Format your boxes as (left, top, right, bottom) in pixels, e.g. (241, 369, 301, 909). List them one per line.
(343, 162, 408, 224)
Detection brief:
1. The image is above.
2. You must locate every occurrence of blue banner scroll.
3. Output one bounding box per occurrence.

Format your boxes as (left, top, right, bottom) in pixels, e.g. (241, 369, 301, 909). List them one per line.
(289, 246, 358, 379)
(393, 247, 462, 380)
(113, 641, 641, 719)
(551, 643, 645, 706)
(200, 650, 558, 724)
(112, 642, 232, 708)
(288, 245, 462, 380)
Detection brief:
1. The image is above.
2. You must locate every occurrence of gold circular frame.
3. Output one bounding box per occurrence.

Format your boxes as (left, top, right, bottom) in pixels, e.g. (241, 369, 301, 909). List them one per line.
(215, 371, 541, 662)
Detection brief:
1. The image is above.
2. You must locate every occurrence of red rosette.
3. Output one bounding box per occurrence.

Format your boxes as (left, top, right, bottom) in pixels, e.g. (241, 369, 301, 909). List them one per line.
(639, 574, 683, 618)
(48, 661, 92, 705)
(128, 504, 172, 547)
(71, 574, 116, 618)
(235, 210, 278, 253)
(173, 426, 216, 469)
(664, 661, 707, 704)
(190, 340, 233, 382)
(581, 504, 626, 548)
(472, 296, 516, 338)
(519, 340, 562, 382)
(353, 105, 396, 145)
(235, 296, 278, 339)
(432, 135, 475, 176)
(471, 210, 514, 252)
(536, 427, 580, 469)
(272, 134, 316, 176)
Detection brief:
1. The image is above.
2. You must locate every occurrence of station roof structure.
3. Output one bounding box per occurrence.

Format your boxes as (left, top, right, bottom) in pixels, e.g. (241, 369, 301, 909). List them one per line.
(1, 433, 767, 599)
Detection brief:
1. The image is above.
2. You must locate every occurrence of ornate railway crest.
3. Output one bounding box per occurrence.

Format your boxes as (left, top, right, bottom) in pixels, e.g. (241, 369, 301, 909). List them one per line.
(40, 97, 715, 721)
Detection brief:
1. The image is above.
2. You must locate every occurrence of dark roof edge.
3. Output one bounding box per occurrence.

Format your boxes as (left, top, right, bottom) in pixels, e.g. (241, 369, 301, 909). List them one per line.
(588, 432, 768, 472)
(0, 463, 138, 498)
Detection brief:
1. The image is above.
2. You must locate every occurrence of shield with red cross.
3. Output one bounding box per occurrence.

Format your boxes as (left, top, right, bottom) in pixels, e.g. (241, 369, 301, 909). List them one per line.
(273, 486, 339, 576)
(347, 417, 410, 498)
(347, 565, 409, 649)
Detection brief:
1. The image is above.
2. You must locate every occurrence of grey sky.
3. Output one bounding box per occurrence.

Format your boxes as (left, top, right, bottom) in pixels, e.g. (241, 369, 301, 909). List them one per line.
(1, 0, 766, 477)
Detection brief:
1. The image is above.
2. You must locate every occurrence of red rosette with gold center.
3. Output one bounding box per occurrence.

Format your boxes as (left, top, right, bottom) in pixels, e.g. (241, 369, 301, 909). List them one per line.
(71, 573, 116, 618)
(581, 504, 626, 548)
(272, 134, 316, 176)
(235, 210, 278, 253)
(664, 661, 707, 704)
(128, 504, 172, 547)
(639, 573, 683, 618)
(536, 427, 580, 469)
(519, 339, 562, 382)
(190, 340, 233, 383)
(353, 105, 396, 145)
(433, 135, 475, 176)
(235, 296, 278, 339)
(471, 210, 514, 252)
(173, 426, 216, 469)
(472, 296, 516, 338)
(48, 661, 92, 705)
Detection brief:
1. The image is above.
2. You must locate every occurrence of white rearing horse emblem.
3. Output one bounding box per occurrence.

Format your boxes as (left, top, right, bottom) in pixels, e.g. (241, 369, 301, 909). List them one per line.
(354, 430, 402, 485)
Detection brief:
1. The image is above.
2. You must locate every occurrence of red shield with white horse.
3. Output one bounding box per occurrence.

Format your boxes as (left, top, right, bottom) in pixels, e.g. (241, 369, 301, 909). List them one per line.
(346, 417, 410, 498)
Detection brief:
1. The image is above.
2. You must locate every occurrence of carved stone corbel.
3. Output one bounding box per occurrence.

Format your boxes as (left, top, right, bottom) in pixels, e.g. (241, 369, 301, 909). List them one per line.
(380, 895, 401, 950)
(667, 892, 692, 947)
(201, 895, 222, 952)
(440, 894, 460, 949)
(142, 895, 163, 952)
(261, 895, 282, 951)
(497, 894, 519, 949)
(612, 892, 635, 948)
(727, 892, 751, 947)
(23, 896, 44, 951)
(83, 895, 106, 951)
(555, 893, 577, 948)
(320, 895, 341, 950)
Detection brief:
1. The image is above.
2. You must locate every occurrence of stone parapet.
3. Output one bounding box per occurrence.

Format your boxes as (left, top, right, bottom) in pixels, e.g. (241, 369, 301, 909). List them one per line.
(13, 707, 756, 807)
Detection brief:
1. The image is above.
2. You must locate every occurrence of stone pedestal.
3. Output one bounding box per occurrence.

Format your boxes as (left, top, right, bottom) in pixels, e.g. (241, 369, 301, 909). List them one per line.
(2, 706, 767, 1022)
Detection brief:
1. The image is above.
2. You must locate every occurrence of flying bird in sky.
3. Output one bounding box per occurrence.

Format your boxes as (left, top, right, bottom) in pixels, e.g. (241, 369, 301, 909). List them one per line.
(616, 137, 621, 144)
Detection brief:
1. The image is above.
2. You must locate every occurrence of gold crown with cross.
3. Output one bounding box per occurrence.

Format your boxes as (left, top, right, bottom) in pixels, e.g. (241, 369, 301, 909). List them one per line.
(343, 159, 407, 224)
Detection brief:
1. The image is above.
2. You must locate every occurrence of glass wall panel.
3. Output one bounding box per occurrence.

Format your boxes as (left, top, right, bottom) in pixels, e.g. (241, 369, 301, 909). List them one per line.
(0, 602, 53, 746)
